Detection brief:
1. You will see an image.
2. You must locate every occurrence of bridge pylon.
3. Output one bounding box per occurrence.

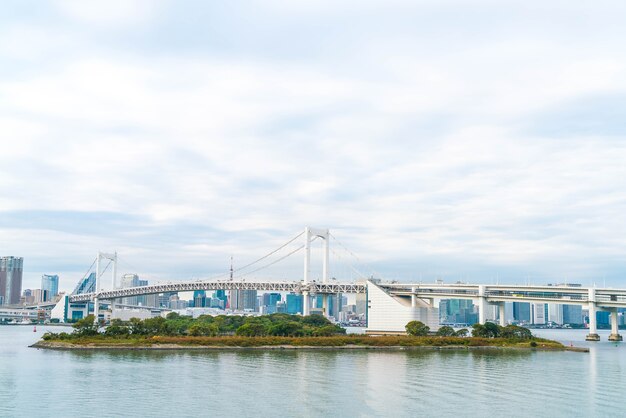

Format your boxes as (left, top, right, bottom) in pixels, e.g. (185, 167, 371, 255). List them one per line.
(93, 251, 117, 324)
(302, 227, 330, 316)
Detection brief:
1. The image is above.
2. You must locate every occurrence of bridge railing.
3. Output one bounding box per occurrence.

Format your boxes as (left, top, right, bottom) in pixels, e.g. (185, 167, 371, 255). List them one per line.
(485, 290, 588, 301)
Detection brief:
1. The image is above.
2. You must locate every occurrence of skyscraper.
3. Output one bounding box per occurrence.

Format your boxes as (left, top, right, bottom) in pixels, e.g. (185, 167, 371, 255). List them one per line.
(0, 257, 23, 305)
(439, 299, 477, 325)
(229, 289, 258, 311)
(73, 272, 96, 294)
(242, 290, 257, 311)
(513, 302, 531, 323)
(41, 274, 59, 302)
(213, 289, 228, 306)
(563, 304, 583, 325)
(286, 293, 303, 314)
(193, 290, 207, 308)
(531, 303, 546, 325)
(120, 274, 140, 305)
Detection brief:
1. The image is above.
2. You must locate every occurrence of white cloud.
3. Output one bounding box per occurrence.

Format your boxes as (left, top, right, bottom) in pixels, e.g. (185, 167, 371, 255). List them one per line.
(54, 0, 162, 26)
(2, 1, 626, 290)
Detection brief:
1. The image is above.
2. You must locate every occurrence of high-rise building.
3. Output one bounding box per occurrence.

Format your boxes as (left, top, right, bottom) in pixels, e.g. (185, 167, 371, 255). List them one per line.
(120, 274, 140, 305)
(41, 274, 59, 302)
(355, 292, 367, 315)
(136, 279, 157, 307)
(263, 293, 282, 307)
(73, 272, 96, 295)
(547, 304, 563, 324)
(242, 290, 257, 311)
(229, 289, 240, 310)
(31, 289, 44, 303)
(261, 293, 282, 314)
(513, 302, 531, 323)
(210, 297, 225, 309)
(229, 290, 257, 311)
(0, 257, 23, 306)
(21, 289, 35, 305)
(315, 294, 344, 319)
(439, 299, 477, 325)
(286, 293, 303, 314)
(563, 304, 583, 325)
(213, 290, 228, 306)
(596, 311, 610, 326)
(193, 290, 207, 308)
(531, 303, 546, 325)
(158, 293, 174, 308)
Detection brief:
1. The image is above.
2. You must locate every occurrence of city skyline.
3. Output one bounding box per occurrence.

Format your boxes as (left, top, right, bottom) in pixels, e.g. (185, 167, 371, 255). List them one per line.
(3, 1, 626, 290)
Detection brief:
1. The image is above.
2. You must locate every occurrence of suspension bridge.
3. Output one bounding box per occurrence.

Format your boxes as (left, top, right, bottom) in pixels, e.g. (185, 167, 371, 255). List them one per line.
(49, 226, 626, 341)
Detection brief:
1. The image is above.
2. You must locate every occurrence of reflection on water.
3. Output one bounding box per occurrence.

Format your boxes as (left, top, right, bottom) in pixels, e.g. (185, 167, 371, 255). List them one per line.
(2, 326, 626, 417)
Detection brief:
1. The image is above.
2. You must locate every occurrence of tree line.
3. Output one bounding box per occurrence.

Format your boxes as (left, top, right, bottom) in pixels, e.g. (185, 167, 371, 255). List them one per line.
(405, 320, 533, 339)
(45, 313, 347, 340)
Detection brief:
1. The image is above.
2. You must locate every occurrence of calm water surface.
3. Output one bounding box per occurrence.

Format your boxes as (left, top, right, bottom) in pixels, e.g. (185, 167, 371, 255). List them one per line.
(1, 326, 625, 417)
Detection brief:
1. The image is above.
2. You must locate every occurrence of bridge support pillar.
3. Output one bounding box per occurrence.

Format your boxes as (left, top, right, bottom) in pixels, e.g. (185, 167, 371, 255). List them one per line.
(322, 294, 329, 316)
(609, 308, 622, 342)
(498, 303, 506, 327)
(93, 297, 99, 325)
(586, 289, 600, 341)
(478, 285, 488, 324)
(303, 291, 310, 316)
(411, 287, 416, 308)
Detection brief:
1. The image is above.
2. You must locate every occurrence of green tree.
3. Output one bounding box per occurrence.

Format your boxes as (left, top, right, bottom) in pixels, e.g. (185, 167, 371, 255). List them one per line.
(484, 322, 500, 338)
(188, 323, 219, 336)
(471, 323, 487, 338)
(73, 315, 99, 336)
(143, 317, 166, 335)
(454, 328, 469, 337)
(313, 324, 345, 336)
(405, 321, 430, 336)
(129, 317, 146, 335)
(268, 321, 305, 336)
(435, 326, 456, 337)
(472, 322, 501, 338)
(500, 324, 532, 339)
(105, 319, 130, 336)
(302, 315, 332, 327)
(236, 322, 268, 337)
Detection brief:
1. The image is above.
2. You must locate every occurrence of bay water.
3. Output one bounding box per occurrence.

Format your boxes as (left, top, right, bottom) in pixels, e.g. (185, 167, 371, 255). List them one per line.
(1, 326, 624, 417)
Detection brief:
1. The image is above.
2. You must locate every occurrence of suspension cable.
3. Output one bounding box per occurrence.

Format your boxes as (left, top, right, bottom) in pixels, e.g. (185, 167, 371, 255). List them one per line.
(99, 260, 112, 276)
(330, 247, 370, 279)
(329, 232, 380, 278)
(237, 244, 305, 278)
(72, 257, 97, 294)
(232, 231, 305, 274)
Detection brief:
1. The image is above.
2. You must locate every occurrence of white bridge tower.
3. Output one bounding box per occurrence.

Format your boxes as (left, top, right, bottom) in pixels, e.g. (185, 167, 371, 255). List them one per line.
(302, 227, 330, 316)
(93, 251, 117, 324)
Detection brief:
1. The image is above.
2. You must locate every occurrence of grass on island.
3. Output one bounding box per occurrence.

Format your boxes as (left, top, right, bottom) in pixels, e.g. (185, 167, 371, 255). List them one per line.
(37, 313, 563, 349)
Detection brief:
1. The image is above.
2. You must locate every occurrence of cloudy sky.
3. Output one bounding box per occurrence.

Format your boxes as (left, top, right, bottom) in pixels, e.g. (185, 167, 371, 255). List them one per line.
(2, 0, 626, 292)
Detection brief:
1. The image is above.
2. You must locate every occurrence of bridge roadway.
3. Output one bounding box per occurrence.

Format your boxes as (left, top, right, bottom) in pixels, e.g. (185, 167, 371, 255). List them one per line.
(382, 283, 626, 307)
(69, 280, 367, 303)
(70, 280, 626, 308)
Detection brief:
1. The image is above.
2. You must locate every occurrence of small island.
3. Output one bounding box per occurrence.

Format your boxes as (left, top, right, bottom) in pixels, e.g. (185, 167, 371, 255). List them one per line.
(32, 313, 583, 351)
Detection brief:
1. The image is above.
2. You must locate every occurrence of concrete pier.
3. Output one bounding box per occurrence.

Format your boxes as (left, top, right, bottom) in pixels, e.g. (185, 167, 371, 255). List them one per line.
(586, 288, 600, 341)
(498, 303, 506, 327)
(608, 308, 622, 341)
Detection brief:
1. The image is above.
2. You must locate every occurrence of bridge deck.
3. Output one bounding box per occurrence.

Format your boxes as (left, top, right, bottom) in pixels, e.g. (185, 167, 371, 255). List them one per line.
(69, 281, 367, 302)
(69, 280, 626, 309)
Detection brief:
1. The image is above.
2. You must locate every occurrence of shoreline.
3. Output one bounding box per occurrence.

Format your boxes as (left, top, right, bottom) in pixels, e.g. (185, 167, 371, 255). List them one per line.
(30, 341, 589, 352)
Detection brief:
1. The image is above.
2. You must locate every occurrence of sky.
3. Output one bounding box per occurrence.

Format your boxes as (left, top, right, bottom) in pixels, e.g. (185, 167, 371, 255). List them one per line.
(2, 0, 626, 292)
